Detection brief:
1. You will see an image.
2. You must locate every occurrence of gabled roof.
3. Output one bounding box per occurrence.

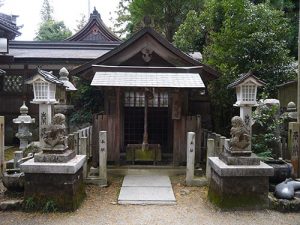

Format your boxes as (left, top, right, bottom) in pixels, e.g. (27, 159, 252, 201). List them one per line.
(66, 8, 121, 43)
(0, 13, 21, 40)
(71, 27, 219, 84)
(227, 71, 266, 89)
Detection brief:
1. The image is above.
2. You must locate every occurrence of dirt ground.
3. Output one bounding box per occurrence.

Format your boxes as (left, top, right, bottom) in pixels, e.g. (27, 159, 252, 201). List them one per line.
(1, 175, 300, 225)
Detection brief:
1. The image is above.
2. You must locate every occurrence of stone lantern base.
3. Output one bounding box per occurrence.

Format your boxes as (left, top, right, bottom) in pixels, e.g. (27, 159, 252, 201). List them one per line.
(208, 157, 273, 210)
(20, 155, 86, 211)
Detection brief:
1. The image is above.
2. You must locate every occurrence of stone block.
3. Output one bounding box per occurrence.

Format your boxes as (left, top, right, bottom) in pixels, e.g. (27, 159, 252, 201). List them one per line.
(208, 157, 274, 210)
(209, 157, 274, 177)
(269, 193, 300, 212)
(34, 150, 76, 163)
(23, 167, 85, 211)
(219, 152, 260, 165)
(20, 155, 86, 174)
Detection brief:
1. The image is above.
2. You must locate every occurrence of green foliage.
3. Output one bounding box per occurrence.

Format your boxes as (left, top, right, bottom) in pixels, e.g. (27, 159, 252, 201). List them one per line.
(252, 100, 283, 159)
(23, 197, 37, 211)
(115, 0, 204, 41)
(35, 20, 72, 41)
(36, 0, 72, 41)
(40, 0, 53, 22)
(173, 11, 205, 52)
(43, 200, 57, 213)
(174, 0, 296, 133)
(69, 78, 103, 125)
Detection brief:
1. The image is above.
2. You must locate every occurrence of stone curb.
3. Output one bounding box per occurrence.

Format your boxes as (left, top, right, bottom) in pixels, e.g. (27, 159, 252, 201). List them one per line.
(0, 199, 23, 211)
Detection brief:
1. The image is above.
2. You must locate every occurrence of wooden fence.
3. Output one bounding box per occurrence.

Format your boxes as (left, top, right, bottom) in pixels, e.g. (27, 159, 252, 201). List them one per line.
(67, 126, 92, 178)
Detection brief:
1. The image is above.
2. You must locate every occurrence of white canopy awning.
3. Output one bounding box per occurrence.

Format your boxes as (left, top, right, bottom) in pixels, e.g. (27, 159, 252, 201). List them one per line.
(91, 72, 205, 88)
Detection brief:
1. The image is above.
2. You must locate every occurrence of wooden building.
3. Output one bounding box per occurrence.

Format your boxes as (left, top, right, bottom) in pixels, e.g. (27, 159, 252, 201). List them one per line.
(72, 27, 219, 165)
(277, 80, 297, 110)
(0, 9, 121, 143)
(1, 8, 219, 165)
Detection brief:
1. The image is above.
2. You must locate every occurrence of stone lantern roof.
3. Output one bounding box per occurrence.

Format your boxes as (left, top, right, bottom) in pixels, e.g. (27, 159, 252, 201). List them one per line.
(13, 101, 35, 124)
(25, 68, 64, 85)
(227, 71, 266, 89)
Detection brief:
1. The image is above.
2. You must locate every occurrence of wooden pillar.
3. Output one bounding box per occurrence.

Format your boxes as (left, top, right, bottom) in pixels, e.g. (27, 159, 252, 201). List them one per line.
(142, 93, 149, 149)
(0, 116, 4, 175)
(114, 87, 121, 163)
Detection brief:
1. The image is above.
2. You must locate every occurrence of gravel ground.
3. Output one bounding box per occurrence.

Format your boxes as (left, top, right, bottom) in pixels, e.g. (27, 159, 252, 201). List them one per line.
(0, 175, 300, 225)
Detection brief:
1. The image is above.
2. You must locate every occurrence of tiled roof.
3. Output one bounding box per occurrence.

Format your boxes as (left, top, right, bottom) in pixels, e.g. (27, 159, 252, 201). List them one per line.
(0, 13, 21, 39)
(8, 41, 119, 59)
(91, 72, 205, 88)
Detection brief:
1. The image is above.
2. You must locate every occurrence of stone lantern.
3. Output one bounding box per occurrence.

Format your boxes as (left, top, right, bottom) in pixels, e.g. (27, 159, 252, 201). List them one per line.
(228, 71, 265, 132)
(13, 102, 35, 151)
(25, 68, 64, 142)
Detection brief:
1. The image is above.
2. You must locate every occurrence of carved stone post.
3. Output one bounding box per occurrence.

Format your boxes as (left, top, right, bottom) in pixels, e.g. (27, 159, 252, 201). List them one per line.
(186, 132, 195, 185)
(39, 104, 52, 143)
(99, 131, 107, 186)
(206, 138, 215, 182)
(79, 137, 88, 179)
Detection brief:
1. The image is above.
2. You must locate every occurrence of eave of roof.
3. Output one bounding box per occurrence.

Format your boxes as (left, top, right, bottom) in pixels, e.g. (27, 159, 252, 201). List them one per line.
(8, 40, 120, 60)
(0, 13, 21, 38)
(277, 80, 297, 88)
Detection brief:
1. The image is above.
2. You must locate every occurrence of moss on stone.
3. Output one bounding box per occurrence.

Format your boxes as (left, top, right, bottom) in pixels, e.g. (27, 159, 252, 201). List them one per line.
(208, 188, 268, 210)
(23, 183, 86, 212)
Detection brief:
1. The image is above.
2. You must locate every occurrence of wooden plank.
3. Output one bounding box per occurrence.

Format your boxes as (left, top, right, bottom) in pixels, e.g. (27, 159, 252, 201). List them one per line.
(114, 87, 121, 163)
(173, 116, 186, 164)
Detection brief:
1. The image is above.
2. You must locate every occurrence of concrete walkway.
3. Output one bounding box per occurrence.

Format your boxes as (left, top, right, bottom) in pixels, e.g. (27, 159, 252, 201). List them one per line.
(118, 175, 176, 205)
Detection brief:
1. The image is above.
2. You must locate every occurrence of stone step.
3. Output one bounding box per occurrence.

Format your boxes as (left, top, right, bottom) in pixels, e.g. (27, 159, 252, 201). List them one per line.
(118, 175, 176, 205)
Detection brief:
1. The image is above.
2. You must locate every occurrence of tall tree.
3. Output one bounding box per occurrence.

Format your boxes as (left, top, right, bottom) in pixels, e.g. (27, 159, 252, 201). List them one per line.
(74, 14, 87, 32)
(40, 0, 53, 22)
(35, 20, 72, 41)
(114, 0, 204, 41)
(174, 0, 296, 134)
(35, 0, 72, 41)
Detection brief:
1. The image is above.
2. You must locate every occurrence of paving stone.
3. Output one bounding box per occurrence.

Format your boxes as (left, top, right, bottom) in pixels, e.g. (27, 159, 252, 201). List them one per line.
(118, 175, 176, 205)
(122, 175, 171, 187)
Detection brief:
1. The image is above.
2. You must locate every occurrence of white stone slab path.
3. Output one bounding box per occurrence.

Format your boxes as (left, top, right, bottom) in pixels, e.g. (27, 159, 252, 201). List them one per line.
(118, 175, 176, 205)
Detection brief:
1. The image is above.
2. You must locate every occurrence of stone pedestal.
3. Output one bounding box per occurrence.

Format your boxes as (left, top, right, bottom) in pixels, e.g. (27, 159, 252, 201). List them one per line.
(20, 155, 86, 211)
(208, 157, 273, 209)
